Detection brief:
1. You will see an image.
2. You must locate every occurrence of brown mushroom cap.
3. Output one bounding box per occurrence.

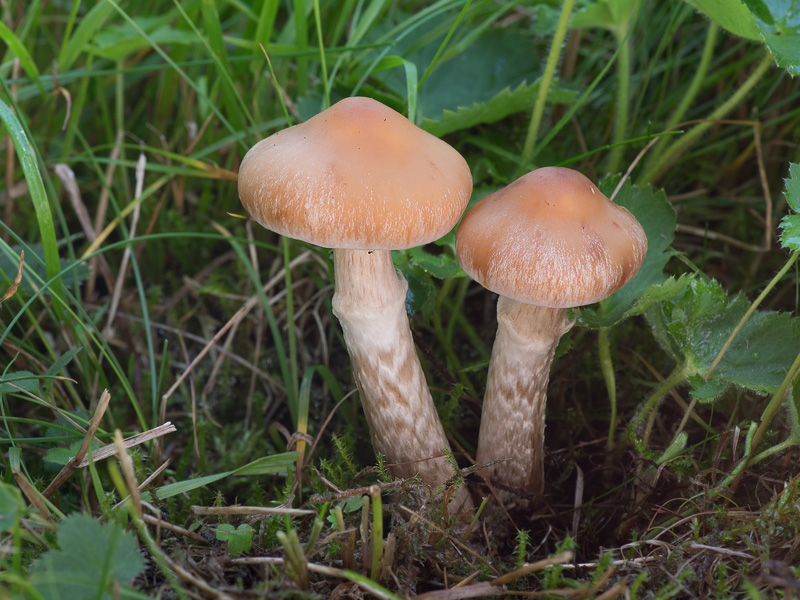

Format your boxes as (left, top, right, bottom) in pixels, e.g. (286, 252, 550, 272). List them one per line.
(238, 97, 473, 251)
(455, 167, 647, 308)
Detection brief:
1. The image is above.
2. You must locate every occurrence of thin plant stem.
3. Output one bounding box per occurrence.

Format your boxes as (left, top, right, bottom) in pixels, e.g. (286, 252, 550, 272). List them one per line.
(669, 23, 718, 129)
(726, 349, 800, 490)
(607, 30, 630, 174)
(370, 485, 383, 581)
(638, 52, 773, 184)
(631, 362, 690, 433)
(521, 0, 576, 164)
(746, 348, 800, 462)
(598, 327, 617, 451)
(312, 0, 330, 108)
(706, 252, 799, 379)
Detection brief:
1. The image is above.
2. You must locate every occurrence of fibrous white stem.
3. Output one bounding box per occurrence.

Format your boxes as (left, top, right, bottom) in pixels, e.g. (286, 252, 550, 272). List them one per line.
(475, 296, 573, 504)
(331, 249, 471, 512)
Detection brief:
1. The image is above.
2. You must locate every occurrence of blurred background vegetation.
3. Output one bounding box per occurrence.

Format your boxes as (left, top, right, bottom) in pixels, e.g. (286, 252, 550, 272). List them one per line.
(1, 0, 799, 597)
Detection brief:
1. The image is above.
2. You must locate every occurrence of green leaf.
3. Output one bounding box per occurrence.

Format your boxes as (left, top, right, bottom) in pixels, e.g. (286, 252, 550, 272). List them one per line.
(649, 278, 800, 401)
(780, 215, 800, 251)
(790, 376, 800, 440)
(406, 246, 461, 279)
(0, 482, 26, 533)
(743, 0, 800, 75)
(154, 452, 297, 499)
(657, 432, 688, 463)
(45, 347, 83, 380)
(682, 0, 761, 41)
(216, 524, 254, 555)
(91, 17, 197, 61)
(0, 100, 65, 315)
(389, 28, 575, 135)
(779, 163, 800, 250)
(783, 163, 800, 212)
(30, 514, 145, 600)
(571, 0, 639, 37)
(59, 1, 117, 71)
(0, 21, 41, 81)
(580, 180, 680, 327)
(421, 80, 575, 137)
(1, 371, 41, 394)
(0, 244, 89, 297)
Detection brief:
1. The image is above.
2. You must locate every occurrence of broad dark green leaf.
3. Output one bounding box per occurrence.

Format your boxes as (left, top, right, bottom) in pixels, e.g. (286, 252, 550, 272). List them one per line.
(648, 278, 800, 401)
(421, 80, 575, 137)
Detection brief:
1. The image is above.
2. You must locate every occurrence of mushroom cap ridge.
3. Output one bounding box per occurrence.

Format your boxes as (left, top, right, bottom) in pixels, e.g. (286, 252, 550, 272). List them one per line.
(455, 167, 648, 308)
(238, 97, 473, 251)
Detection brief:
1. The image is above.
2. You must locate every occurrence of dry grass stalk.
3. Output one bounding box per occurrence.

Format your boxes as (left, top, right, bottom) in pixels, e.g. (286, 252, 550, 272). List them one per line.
(190, 505, 314, 517)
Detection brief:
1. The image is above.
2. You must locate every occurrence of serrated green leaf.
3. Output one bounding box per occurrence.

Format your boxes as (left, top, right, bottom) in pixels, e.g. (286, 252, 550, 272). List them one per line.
(780, 163, 800, 250)
(406, 246, 461, 279)
(779, 214, 800, 251)
(783, 163, 800, 212)
(650, 278, 800, 400)
(30, 514, 145, 600)
(216, 524, 254, 555)
(421, 80, 575, 137)
(744, 0, 800, 75)
(688, 373, 728, 401)
(683, 0, 761, 40)
(580, 180, 678, 327)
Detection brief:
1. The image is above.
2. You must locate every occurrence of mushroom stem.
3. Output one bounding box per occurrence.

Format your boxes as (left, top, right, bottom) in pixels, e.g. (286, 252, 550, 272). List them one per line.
(475, 296, 574, 503)
(331, 248, 470, 511)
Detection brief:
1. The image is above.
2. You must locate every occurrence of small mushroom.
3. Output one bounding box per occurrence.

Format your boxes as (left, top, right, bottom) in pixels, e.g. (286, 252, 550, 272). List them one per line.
(455, 167, 647, 506)
(238, 97, 473, 510)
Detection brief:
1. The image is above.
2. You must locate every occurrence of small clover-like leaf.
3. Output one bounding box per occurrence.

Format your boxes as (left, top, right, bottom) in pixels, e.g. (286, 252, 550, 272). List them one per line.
(216, 523, 254, 555)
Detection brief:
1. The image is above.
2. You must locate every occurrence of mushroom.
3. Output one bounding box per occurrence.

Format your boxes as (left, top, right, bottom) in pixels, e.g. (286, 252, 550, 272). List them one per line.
(455, 167, 647, 505)
(238, 97, 473, 510)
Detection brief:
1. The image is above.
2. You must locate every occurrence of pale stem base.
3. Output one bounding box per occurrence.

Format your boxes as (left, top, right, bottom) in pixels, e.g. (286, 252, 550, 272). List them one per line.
(331, 249, 471, 512)
(476, 297, 573, 505)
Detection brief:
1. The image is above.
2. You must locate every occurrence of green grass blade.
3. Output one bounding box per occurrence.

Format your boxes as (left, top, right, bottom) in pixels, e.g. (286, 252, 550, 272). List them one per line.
(0, 21, 41, 82)
(199, 0, 252, 134)
(0, 98, 65, 318)
(58, 0, 116, 71)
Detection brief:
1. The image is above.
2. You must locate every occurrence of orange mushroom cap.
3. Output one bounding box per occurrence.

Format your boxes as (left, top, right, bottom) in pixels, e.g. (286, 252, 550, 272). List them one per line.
(455, 167, 647, 308)
(238, 97, 473, 251)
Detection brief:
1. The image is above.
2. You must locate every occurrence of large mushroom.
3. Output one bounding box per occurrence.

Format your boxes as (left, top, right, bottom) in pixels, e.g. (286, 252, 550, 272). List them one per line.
(238, 97, 473, 510)
(455, 167, 647, 506)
